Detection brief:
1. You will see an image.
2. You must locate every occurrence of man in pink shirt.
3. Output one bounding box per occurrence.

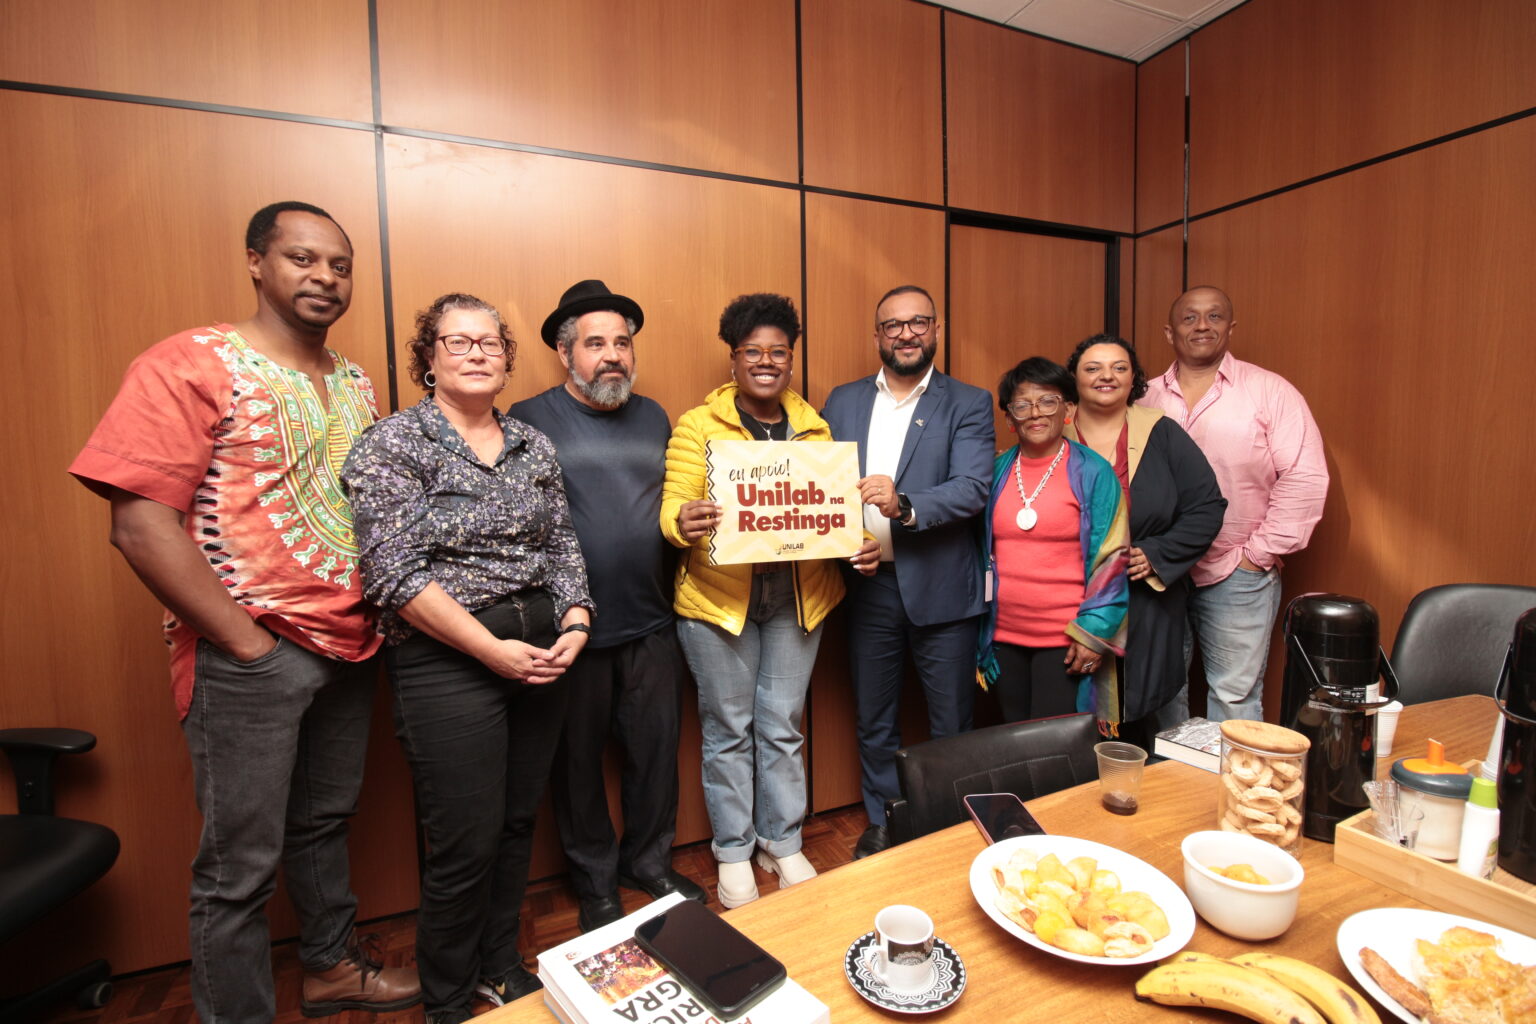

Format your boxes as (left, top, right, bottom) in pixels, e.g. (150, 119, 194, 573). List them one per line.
(1143, 287, 1328, 722)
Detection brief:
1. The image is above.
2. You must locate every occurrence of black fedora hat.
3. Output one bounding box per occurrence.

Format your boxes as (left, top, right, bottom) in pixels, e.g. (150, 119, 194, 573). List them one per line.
(540, 279, 645, 349)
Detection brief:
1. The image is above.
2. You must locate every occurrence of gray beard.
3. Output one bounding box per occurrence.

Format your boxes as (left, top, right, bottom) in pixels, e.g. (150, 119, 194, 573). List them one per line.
(572, 369, 634, 409)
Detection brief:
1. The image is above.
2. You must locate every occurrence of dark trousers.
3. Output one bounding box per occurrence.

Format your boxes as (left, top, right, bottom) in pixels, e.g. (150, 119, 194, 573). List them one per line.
(184, 637, 372, 1024)
(992, 642, 1077, 722)
(549, 623, 686, 898)
(847, 568, 979, 825)
(386, 593, 569, 1015)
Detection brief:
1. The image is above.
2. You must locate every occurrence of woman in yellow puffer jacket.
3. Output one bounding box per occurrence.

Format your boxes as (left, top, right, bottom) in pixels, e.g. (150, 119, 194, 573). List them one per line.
(661, 293, 879, 909)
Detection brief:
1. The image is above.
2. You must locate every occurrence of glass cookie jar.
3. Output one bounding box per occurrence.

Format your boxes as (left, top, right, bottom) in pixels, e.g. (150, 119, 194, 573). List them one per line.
(1218, 720, 1310, 854)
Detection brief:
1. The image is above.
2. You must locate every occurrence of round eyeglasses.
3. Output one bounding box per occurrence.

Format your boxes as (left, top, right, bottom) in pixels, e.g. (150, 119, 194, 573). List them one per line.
(736, 345, 793, 365)
(1007, 396, 1064, 417)
(878, 315, 935, 339)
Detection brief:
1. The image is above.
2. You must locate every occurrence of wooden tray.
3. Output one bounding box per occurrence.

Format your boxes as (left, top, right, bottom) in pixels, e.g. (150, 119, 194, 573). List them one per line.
(1333, 808, 1536, 936)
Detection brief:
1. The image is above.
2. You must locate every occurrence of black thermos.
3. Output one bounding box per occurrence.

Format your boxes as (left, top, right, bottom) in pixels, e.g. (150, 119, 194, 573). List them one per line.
(1496, 608, 1536, 882)
(1280, 594, 1399, 842)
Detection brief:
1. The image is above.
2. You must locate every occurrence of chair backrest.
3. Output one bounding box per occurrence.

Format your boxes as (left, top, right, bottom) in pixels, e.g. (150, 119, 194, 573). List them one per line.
(1392, 584, 1536, 705)
(885, 712, 1099, 845)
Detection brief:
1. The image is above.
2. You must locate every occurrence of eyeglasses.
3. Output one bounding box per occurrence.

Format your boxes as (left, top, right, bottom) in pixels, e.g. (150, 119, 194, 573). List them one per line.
(1007, 396, 1064, 416)
(878, 315, 935, 339)
(736, 345, 793, 365)
(437, 334, 507, 356)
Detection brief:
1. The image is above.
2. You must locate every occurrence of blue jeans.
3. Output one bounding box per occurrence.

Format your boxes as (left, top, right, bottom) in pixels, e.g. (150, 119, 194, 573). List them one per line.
(676, 571, 823, 863)
(183, 635, 373, 1024)
(1159, 566, 1283, 725)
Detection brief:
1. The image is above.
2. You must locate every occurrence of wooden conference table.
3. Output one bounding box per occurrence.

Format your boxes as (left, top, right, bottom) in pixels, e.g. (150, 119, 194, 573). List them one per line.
(490, 695, 1502, 1022)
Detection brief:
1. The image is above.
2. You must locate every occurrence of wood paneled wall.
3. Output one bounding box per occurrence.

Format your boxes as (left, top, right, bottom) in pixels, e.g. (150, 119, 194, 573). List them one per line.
(1, 0, 1130, 980)
(1136, 0, 1536, 720)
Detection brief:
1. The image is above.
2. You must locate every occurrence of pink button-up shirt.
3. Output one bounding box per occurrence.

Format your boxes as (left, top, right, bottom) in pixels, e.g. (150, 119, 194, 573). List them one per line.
(1143, 352, 1328, 586)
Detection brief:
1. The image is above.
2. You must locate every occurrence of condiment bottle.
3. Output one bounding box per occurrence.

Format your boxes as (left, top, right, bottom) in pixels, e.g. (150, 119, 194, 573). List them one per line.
(1457, 777, 1500, 879)
(1218, 720, 1309, 854)
(1391, 739, 1473, 860)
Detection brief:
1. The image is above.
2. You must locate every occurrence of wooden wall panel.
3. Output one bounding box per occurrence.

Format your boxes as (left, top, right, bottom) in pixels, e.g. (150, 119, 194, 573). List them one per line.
(802, 195, 946, 812)
(1135, 42, 1184, 233)
(946, 14, 1135, 232)
(383, 138, 801, 868)
(376, 0, 798, 181)
(801, 0, 943, 204)
(0, 91, 415, 977)
(1190, 0, 1536, 215)
(0, 0, 372, 121)
(948, 226, 1107, 451)
(1132, 226, 1183, 369)
(1184, 117, 1536, 720)
(1117, 239, 1135, 342)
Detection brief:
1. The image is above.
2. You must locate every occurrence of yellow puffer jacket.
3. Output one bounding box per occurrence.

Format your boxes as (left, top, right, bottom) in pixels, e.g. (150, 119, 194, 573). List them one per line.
(660, 382, 846, 635)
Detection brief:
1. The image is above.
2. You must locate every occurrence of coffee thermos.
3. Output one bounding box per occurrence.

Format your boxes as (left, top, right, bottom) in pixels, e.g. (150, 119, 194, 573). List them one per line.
(1496, 608, 1536, 882)
(1279, 593, 1400, 842)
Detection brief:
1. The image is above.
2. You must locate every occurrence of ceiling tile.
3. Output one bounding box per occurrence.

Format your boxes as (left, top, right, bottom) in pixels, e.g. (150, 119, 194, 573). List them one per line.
(937, 0, 1029, 23)
(1008, 0, 1180, 58)
(1120, 0, 1224, 18)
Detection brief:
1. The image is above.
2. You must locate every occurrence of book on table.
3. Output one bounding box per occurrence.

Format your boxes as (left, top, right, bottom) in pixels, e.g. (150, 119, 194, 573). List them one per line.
(536, 891, 829, 1024)
(1153, 716, 1222, 772)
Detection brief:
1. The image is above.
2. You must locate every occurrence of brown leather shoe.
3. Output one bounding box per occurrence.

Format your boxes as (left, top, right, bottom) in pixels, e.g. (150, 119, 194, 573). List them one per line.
(301, 933, 422, 1017)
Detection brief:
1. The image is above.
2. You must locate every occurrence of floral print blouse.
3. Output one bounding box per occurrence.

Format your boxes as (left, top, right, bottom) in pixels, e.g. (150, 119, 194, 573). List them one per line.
(341, 395, 593, 645)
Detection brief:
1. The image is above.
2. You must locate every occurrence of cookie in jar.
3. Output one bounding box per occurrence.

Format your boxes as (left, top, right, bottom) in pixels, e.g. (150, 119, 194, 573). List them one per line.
(1218, 720, 1310, 854)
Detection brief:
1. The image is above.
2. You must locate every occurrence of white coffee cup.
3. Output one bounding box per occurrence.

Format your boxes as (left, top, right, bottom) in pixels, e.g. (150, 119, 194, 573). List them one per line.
(1375, 700, 1404, 758)
(870, 905, 935, 993)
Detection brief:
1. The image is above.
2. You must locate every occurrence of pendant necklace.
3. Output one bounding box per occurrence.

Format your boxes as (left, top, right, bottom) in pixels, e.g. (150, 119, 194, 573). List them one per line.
(1013, 441, 1067, 531)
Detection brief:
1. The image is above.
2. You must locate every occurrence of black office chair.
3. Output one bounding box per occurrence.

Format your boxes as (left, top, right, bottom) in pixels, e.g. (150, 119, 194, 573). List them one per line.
(884, 712, 1099, 845)
(1391, 584, 1536, 705)
(0, 729, 120, 1020)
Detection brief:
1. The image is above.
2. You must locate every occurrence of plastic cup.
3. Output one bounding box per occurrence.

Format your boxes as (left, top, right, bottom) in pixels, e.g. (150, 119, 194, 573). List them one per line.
(1095, 741, 1148, 815)
(1375, 701, 1404, 758)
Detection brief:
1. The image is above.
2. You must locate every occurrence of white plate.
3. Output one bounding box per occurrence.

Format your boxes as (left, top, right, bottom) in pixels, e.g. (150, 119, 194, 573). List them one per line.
(1336, 907, 1536, 1024)
(968, 835, 1195, 966)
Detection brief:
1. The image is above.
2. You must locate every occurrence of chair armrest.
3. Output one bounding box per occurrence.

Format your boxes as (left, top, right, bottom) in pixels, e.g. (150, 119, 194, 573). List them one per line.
(0, 728, 98, 815)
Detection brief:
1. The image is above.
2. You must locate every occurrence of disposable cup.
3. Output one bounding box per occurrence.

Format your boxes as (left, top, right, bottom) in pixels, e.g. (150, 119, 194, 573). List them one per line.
(1375, 701, 1404, 758)
(1095, 741, 1148, 815)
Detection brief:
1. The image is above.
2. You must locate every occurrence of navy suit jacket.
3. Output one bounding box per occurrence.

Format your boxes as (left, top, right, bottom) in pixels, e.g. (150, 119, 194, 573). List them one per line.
(821, 370, 995, 625)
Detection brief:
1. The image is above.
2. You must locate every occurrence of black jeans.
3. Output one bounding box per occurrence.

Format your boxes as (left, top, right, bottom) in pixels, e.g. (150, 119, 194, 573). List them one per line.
(993, 642, 1077, 722)
(549, 623, 686, 898)
(386, 591, 569, 1014)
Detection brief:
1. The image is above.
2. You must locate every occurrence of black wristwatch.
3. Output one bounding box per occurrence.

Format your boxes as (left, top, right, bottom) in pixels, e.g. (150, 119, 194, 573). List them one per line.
(559, 623, 591, 637)
(895, 493, 915, 527)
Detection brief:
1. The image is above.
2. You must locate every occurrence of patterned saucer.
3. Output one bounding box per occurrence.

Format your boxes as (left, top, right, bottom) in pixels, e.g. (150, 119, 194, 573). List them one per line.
(843, 931, 966, 1014)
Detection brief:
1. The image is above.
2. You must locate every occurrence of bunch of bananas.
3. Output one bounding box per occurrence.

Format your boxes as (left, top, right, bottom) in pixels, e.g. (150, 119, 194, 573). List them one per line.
(1135, 950, 1380, 1024)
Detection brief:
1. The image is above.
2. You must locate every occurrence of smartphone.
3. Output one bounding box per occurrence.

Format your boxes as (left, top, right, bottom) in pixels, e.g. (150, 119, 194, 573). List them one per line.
(634, 898, 787, 1019)
(964, 792, 1048, 844)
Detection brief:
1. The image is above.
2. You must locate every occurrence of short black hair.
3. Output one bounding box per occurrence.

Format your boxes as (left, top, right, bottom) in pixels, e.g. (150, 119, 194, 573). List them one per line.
(874, 284, 936, 321)
(718, 293, 801, 348)
(997, 356, 1076, 411)
(1066, 334, 1150, 404)
(245, 201, 351, 255)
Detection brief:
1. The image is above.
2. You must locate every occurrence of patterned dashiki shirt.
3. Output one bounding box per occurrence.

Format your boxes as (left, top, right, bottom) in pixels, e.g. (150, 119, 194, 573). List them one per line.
(70, 325, 382, 718)
(341, 395, 593, 646)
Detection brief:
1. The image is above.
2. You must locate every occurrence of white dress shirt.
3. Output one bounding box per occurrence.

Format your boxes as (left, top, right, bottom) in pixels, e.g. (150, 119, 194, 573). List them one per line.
(864, 366, 933, 561)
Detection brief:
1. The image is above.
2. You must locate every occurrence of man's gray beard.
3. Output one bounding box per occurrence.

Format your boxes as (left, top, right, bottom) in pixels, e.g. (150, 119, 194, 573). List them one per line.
(572, 369, 634, 409)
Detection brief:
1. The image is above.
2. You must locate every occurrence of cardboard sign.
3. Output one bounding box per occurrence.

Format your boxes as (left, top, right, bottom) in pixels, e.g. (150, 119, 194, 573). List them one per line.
(704, 440, 861, 565)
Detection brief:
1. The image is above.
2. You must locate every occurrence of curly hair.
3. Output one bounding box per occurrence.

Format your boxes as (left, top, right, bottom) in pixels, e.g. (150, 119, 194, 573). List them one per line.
(1065, 334, 1149, 404)
(406, 293, 516, 390)
(997, 357, 1077, 411)
(717, 293, 801, 348)
(245, 201, 350, 255)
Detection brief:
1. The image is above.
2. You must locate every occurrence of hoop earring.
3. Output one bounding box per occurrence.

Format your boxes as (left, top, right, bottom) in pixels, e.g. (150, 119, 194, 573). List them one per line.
(424, 370, 436, 388)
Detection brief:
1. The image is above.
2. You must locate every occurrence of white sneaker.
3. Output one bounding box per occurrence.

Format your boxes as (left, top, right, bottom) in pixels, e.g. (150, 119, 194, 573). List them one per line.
(716, 860, 759, 908)
(754, 850, 817, 888)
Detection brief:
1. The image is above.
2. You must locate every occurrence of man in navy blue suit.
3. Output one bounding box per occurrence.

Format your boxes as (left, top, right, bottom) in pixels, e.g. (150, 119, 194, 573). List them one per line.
(820, 285, 994, 858)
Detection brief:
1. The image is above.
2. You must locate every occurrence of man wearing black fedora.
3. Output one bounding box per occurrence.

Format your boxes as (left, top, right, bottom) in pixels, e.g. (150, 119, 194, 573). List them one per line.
(507, 280, 704, 931)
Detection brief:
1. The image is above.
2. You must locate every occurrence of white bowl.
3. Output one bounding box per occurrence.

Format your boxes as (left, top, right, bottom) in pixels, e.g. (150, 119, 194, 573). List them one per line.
(1180, 830, 1304, 940)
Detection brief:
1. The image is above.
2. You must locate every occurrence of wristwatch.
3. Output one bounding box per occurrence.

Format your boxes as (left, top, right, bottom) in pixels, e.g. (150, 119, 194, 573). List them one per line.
(895, 493, 915, 527)
(559, 623, 591, 637)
